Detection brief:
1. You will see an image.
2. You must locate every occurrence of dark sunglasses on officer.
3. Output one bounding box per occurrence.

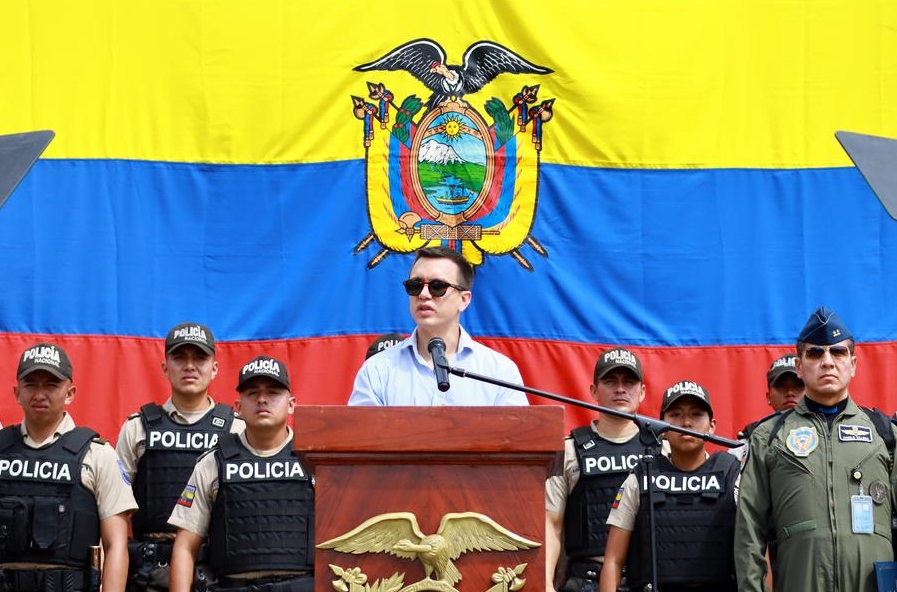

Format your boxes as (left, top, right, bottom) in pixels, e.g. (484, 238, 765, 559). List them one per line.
(802, 344, 852, 360)
(402, 277, 468, 298)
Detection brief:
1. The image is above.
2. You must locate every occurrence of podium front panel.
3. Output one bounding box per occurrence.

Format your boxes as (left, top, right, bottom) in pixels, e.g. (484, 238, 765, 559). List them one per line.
(295, 406, 564, 591)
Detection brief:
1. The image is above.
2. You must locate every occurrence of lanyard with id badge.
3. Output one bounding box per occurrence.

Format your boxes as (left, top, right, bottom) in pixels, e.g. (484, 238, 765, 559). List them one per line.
(851, 468, 874, 534)
(842, 421, 884, 535)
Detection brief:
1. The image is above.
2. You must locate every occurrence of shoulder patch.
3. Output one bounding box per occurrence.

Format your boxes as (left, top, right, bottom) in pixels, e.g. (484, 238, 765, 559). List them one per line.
(611, 484, 625, 509)
(117, 459, 131, 485)
(176, 484, 196, 508)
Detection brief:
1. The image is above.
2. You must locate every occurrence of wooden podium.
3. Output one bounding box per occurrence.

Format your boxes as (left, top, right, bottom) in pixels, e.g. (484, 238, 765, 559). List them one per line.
(294, 405, 564, 592)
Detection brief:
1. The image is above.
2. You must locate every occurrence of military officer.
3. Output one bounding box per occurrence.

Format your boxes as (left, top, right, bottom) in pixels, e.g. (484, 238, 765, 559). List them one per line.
(545, 347, 646, 591)
(600, 380, 740, 592)
(168, 355, 314, 592)
(116, 322, 244, 591)
(735, 306, 897, 592)
(0, 343, 137, 592)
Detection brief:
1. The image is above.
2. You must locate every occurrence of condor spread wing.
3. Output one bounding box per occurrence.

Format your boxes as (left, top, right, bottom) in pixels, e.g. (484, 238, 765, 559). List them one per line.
(355, 38, 447, 95)
(461, 41, 553, 95)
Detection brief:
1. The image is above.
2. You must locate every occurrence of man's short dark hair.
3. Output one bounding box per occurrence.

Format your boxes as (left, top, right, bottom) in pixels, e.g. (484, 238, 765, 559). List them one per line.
(413, 246, 475, 289)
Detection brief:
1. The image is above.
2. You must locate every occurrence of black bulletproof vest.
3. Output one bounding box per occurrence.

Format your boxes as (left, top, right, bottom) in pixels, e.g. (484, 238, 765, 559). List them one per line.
(564, 426, 643, 559)
(0, 426, 100, 567)
(209, 434, 314, 576)
(132, 402, 234, 537)
(627, 452, 739, 592)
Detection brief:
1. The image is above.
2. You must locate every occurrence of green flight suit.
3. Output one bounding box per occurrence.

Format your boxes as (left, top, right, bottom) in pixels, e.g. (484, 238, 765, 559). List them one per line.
(735, 397, 897, 592)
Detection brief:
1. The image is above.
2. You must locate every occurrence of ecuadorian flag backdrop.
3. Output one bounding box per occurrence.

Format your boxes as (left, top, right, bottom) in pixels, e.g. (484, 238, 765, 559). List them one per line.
(1, 1, 897, 440)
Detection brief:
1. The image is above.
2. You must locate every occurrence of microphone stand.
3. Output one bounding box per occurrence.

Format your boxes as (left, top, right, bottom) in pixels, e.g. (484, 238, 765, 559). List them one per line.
(438, 361, 741, 592)
(440, 362, 741, 447)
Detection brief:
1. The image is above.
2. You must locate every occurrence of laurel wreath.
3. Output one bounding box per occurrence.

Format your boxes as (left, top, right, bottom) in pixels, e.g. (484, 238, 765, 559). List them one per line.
(484, 98, 514, 146)
(392, 96, 424, 143)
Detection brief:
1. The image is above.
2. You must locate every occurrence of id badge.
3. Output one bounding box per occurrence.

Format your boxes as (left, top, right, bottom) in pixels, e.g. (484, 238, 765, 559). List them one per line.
(851, 494, 874, 534)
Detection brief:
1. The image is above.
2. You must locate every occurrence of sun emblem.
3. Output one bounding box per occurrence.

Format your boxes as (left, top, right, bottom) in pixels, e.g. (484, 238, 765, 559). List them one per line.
(441, 115, 462, 141)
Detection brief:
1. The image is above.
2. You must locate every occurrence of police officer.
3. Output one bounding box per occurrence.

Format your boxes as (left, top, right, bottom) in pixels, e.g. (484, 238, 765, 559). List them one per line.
(736, 306, 897, 592)
(364, 333, 404, 360)
(0, 342, 137, 592)
(168, 355, 313, 592)
(600, 380, 740, 592)
(115, 323, 244, 591)
(730, 353, 805, 463)
(545, 347, 646, 591)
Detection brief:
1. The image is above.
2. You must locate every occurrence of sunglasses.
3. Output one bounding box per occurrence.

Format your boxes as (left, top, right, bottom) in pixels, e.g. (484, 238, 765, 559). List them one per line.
(803, 345, 852, 360)
(402, 278, 467, 297)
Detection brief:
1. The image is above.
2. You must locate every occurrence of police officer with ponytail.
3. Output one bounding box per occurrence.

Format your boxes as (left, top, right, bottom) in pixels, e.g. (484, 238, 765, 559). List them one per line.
(116, 323, 244, 591)
(0, 343, 137, 592)
(168, 355, 314, 592)
(600, 380, 740, 592)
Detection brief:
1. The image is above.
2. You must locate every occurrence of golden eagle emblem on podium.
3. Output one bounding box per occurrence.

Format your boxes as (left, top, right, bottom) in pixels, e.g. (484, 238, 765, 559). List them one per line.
(350, 38, 555, 270)
(318, 511, 540, 591)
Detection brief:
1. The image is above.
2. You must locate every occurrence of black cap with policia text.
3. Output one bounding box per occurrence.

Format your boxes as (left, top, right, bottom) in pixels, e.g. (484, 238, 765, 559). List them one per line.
(660, 380, 713, 418)
(237, 355, 291, 392)
(594, 347, 643, 381)
(767, 354, 799, 386)
(165, 322, 215, 355)
(17, 342, 73, 381)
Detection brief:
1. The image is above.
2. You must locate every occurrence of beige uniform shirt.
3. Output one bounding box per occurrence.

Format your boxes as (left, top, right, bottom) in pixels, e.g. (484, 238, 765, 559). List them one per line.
(0, 413, 138, 569)
(115, 396, 246, 482)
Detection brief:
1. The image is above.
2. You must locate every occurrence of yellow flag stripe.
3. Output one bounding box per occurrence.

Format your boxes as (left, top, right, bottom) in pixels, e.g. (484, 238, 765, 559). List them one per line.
(1, 0, 895, 168)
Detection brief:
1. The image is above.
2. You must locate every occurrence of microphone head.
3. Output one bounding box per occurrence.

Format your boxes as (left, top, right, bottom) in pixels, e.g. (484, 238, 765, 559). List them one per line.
(427, 337, 446, 354)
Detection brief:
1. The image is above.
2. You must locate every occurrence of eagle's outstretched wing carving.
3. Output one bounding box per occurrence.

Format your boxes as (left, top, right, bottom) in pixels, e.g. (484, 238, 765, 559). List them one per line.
(320, 511, 540, 586)
(437, 512, 541, 560)
(317, 511, 425, 561)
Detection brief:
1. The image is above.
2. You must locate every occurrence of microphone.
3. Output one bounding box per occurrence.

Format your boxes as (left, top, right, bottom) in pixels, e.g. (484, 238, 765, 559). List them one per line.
(427, 337, 451, 392)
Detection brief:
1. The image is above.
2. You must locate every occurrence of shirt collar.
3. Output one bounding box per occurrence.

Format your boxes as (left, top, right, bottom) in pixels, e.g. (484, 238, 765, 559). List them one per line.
(408, 326, 473, 358)
(163, 396, 216, 422)
(21, 412, 75, 448)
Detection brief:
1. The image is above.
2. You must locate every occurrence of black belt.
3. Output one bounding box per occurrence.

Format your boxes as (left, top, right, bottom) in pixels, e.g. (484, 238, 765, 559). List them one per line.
(128, 539, 208, 566)
(566, 560, 602, 581)
(0, 568, 86, 592)
(215, 573, 314, 592)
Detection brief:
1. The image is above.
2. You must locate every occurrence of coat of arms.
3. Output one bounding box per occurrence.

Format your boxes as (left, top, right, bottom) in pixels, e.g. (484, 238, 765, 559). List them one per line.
(351, 39, 555, 269)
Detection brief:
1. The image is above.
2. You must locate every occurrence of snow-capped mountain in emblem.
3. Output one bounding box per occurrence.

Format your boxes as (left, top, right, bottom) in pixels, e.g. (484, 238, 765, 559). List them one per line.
(419, 139, 464, 164)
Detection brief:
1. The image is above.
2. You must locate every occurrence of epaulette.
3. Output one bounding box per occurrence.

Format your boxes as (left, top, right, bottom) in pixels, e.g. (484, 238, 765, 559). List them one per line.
(90, 436, 109, 445)
(125, 412, 141, 421)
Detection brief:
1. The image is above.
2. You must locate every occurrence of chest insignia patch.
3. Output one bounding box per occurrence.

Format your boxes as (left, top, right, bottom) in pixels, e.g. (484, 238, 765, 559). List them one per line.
(837, 424, 873, 443)
(786, 426, 819, 457)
